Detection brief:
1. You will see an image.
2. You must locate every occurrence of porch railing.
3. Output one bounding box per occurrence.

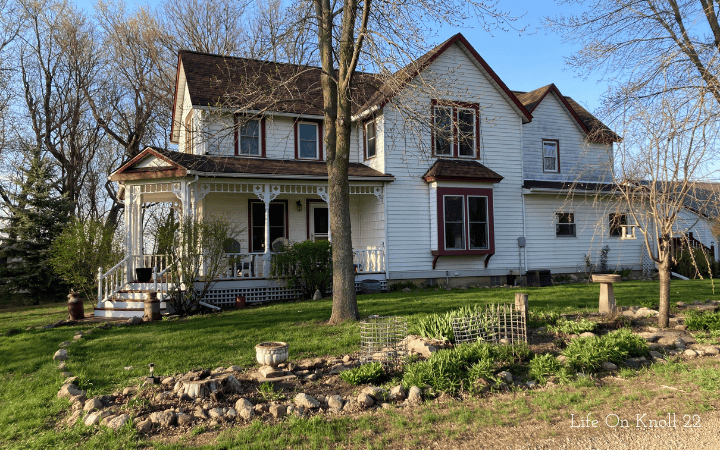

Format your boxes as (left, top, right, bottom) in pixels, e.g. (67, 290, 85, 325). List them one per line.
(225, 252, 266, 279)
(97, 255, 131, 303)
(354, 248, 385, 273)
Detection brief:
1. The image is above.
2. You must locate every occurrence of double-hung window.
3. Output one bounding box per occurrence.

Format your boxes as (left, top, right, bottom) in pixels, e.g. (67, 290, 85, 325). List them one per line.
(365, 120, 376, 159)
(432, 101, 479, 158)
(609, 213, 627, 237)
(555, 212, 576, 237)
(543, 140, 559, 172)
(250, 200, 287, 252)
(294, 121, 322, 160)
(237, 118, 261, 156)
(437, 187, 494, 254)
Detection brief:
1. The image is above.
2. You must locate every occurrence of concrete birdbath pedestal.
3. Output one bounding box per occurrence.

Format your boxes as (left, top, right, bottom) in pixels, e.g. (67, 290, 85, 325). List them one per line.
(255, 342, 289, 379)
(592, 274, 622, 314)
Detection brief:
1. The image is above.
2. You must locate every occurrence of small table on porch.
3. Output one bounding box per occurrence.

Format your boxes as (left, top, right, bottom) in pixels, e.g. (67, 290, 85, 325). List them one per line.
(591, 274, 622, 314)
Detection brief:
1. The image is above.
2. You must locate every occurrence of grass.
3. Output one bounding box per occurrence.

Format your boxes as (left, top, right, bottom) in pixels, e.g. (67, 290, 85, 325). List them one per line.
(0, 279, 718, 449)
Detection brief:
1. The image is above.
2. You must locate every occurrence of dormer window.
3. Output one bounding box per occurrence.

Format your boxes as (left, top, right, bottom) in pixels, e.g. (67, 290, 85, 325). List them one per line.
(543, 140, 559, 172)
(365, 120, 377, 159)
(294, 120, 323, 160)
(237, 118, 261, 156)
(432, 100, 479, 158)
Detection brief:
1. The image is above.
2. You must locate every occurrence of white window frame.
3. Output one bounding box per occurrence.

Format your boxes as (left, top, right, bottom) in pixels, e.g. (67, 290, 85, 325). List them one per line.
(365, 120, 376, 159)
(555, 212, 576, 237)
(297, 122, 319, 160)
(543, 140, 559, 173)
(457, 108, 477, 158)
(239, 119, 261, 156)
(433, 105, 454, 156)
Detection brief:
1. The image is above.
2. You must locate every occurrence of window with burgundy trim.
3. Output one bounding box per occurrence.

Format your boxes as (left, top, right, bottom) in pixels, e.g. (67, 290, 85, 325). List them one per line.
(432, 101, 480, 158)
(364, 120, 377, 159)
(542, 140, 559, 172)
(295, 121, 323, 160)
(436, 187, 494, 255)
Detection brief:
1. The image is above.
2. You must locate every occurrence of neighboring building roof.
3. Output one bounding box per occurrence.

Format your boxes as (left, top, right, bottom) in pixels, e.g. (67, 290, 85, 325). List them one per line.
(512, 84, 621, 144)
(422, 159, 503, 183)
(110, 147, 394, 182)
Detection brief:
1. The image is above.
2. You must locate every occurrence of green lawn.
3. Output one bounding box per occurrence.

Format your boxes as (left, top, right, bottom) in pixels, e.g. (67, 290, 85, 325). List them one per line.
(0, 279, 718, 449)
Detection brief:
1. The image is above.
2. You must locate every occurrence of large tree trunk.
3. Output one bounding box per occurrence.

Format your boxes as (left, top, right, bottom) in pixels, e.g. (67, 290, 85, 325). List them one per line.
(657, 259, 672, 328)
(328, 112, 359, 324)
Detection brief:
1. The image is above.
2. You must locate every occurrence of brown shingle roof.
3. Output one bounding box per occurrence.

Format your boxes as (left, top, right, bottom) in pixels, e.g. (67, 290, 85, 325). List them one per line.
(179, 50, 382, 117)
(422, 159, 503, 183)
(111, 147, 394, 182)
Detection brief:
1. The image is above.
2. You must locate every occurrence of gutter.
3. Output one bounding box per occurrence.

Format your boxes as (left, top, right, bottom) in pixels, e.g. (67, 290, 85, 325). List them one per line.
(185, 170, 394, 182)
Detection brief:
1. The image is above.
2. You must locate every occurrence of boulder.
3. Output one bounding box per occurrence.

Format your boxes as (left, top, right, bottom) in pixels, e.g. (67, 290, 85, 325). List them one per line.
(407, 386, 423, 404)
(357, 393, 374, 408)
(59, 341, 72, 348)
(53, 349, 68, 361)
(149, 410, 177, 427)
(704, 346, 720, 356)
(127, 316, 142, 325)
(294, 393, 320, 409)
(176, 414, 195, 427)
(161, 377, 176, 386)
(208, 408, 224, 419)
(84, 409, 111, 426)
(269, 404, 286, 419)
(83, 398, 102, 412)
(329, 364, 350, 374)
(58, 383, 86, 399)
(601, 361, 617, 371)
(327, 395, 344, 410)
(405, 337, 437, 358)
(649, 351, 664, 359)
(684, 349, 699, 358)
(579, 332, 596, 338)
(360, 386, 388, 401)
(106, 414, 130, 430)
(235, 398, 254, 420)
(497, 371, 513, 383)
(389, 386, 407, 402)
(136, 419, 153, 434)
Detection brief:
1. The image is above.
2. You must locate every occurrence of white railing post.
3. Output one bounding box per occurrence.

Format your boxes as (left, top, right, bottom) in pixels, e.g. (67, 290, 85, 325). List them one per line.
(98, 267, 103, 303)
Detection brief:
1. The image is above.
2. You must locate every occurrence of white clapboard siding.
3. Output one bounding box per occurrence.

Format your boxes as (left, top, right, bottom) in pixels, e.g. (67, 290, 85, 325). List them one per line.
(522, 91, 613, 183)
(523, 194, 645, 272)
(382, 42, 526, 275)
(179, 83, 193, 154)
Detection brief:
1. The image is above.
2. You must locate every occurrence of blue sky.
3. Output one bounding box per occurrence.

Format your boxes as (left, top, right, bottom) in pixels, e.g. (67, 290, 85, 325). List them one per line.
(72, 0, 605, 112)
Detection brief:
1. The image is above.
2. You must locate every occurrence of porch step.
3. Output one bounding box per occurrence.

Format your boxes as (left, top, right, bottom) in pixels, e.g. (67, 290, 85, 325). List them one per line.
(94, 299, 169, 318)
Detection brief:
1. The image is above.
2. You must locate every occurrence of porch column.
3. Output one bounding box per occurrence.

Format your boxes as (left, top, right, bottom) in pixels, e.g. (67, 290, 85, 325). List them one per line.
(253, 184, 277, 277)
(125, 186, 133, 277)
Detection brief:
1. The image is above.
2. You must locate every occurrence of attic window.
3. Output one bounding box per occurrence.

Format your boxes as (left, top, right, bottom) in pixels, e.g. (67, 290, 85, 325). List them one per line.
(543, 140, 559, 173)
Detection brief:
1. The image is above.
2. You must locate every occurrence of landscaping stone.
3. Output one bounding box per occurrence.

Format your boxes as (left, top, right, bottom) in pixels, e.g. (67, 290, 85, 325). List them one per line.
(64, 376, 78, 385)
(269, 403, 286, 419)
(408, 386, 423, 404)
(254, 403, 269, 414)
(684, 349, 699, 358)
(381, 402, 392, 409)
(208, 408, 224, 419)
(601, 362, 617, 371)
(84, 398, 102, 412)
(230, 365, 242, 372)
(161, 377, 175, 386)
(177, 414, 194, 427)
(235, 398, 254, 420)
(106, 414, 130, 430)
(526, 380, 537, 388)
(634, 307, 658, 318)
(58, 383, 86, 399)
(556, 355, 567, 363)
(137, 419, 153, 433)
(473, 378, 491, 393)
(361, 386, 387, 401)
(703, 346, 720, 355)
(649, 351, 664, 359)
(329, 364, 350, 374)
(127, 316, 142, 325)
(149, 410, 177, 427)
(306, 373, 320, 381)
(84, 409, 112, 426)
(53, 349, 68, 361)
(327, 395, 344, 410)
(402, 287, 411, 293)
(58, 362, 67, 371)
(579, 332, 596, 338)
(389, 385, 407, 402)
(294, 393, 320, 409)
(405, 337, 437, 358)
(287, 405, 295, 415)
(313, 289, 323, 300)
(226, 408, 237, 419)
(675, 325, 688, 331)
(357, 393, 374, 408)
(60, 341, 72, 348)
(65, 410, 82, 426)
(497, 371, 513, 383)
(342, 355, 352, 363)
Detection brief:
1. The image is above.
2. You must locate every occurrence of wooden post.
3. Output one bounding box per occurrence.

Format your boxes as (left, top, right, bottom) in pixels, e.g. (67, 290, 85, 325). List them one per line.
(515, 292, 528, 326)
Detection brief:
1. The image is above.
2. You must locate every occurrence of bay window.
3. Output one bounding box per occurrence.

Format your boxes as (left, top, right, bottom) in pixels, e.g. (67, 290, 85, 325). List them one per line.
(437, 187, 494, 254)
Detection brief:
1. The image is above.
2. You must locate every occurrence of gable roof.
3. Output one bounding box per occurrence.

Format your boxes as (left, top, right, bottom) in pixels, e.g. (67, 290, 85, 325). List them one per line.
(422, 159, 503, 183)
(110, 147, 394, 182)
(512, 84, 620, 144)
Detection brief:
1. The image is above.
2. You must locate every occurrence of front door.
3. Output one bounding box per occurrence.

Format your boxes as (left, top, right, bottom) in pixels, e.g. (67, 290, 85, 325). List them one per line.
(309, 203, 329, 241)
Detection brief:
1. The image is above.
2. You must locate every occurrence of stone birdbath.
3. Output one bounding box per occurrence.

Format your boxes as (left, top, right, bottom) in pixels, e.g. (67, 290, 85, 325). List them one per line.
(592, 274, 621, 314)
(255, 342, 289, 379)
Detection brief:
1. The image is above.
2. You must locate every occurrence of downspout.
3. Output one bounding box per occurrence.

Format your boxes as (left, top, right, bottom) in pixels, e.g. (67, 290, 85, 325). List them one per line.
(519, 121, 528, 274)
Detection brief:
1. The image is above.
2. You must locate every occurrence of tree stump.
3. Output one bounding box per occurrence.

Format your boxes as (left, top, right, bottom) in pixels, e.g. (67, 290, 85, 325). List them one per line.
(175, 374, 242, 399)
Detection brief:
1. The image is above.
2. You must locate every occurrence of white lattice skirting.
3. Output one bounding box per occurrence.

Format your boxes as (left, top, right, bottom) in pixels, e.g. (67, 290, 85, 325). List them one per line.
(198, 279, 388, 307)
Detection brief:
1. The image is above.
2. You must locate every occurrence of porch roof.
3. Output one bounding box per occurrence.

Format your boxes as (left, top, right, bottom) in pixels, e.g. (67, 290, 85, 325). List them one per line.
(110, 147, 395, 182)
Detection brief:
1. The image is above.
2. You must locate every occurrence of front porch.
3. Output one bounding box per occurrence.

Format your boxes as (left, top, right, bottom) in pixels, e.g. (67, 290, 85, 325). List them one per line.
(96, 177, 389, 318)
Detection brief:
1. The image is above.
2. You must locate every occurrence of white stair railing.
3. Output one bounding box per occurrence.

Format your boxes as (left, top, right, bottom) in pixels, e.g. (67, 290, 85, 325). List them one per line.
(353, 248, 386, 273)
(97, 255, 131, 303)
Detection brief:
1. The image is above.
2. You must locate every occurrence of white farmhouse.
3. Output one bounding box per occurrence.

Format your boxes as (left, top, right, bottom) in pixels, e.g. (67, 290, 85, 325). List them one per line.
(97, 33, 719, 317)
